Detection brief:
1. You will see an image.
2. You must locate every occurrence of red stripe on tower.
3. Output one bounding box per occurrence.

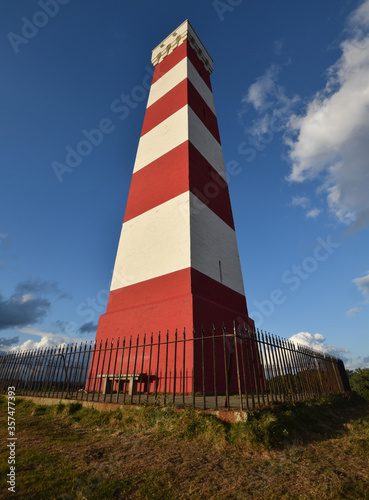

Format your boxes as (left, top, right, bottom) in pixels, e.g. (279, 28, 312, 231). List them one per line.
(123, 142, 234, 228)
(90, 20, 255, 393)
(141, 79, 220, 142)
(151, 39, 212, 90)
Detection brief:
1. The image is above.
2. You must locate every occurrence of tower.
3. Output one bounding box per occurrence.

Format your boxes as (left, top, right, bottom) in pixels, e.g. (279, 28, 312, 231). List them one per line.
(91, 21, 255, 392)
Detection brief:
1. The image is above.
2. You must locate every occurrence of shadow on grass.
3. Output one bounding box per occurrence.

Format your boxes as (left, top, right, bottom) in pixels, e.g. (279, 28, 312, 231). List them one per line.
(229, 394, 369, 449)
(0, 394, 368, 499)
(0, 393, 368, 452)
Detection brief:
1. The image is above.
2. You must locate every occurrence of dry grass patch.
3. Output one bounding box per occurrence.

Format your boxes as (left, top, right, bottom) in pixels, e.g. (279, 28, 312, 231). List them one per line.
(0, 395, 368, 499)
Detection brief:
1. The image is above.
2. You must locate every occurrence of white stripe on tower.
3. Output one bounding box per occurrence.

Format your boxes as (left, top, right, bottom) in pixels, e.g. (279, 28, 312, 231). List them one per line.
(110, 20, 246, 299)
(133, 107, 226, 179)
(110, 192, 245, 296)
(146, 58, 216, 114)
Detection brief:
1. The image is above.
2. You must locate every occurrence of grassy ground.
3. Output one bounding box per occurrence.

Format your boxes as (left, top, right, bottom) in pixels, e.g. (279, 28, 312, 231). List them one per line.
(0, 395, 368, 499)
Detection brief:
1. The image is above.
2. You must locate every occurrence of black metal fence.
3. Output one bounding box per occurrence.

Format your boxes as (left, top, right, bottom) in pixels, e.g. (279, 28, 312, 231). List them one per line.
(0, 327, 350, 411)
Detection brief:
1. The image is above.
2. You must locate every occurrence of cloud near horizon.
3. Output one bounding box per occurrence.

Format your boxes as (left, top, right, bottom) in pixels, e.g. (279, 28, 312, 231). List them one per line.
(0, 292, 50, 331)
(0, 336, 19, 349)
(78, 321, 98, 334)
(288, 331, 368, 369)
(15, 279, 71, 300)
(0, 279, 70, 331)
(289, 331, 350, 360)
(51, 319, 97, 336)
(9, 327, 88, 351)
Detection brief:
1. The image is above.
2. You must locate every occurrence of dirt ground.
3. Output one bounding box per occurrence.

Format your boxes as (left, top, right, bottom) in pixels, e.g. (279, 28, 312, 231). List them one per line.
(57, 429, 369, 499)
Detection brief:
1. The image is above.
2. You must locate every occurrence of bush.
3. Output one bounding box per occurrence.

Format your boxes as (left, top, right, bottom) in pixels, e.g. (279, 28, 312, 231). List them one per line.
(347, 368, 369, 401)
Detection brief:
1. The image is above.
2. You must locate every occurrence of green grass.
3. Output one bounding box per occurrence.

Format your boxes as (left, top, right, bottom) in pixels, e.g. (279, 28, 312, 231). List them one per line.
(0, 394, 368, 499)
(0, 393, 366, 448)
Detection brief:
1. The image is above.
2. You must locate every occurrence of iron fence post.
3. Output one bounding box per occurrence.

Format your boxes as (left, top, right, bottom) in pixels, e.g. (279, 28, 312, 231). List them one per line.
(249, 329, 261, 407)
(201, 326, 206, 410)
(182, 329, 186, 405)
(97, 340, 108, 400)
(146, 333, 153, 403)
(138, 334, 146, 405)
(192, 329, 195, 408)
(131, 336, 140, 405)
(164, 331, 169, 407)
(222, 324, 230, 409)
(212, 324, 218, 410)
(173, 329, 177, 406)
(124, 337, 133, 404)
(233, 322, 243, 411)
(155, 333, 161, 404)
(116, 337, 126, 404)
(110, 339, 120, 404)
(90, 340, 101, 401)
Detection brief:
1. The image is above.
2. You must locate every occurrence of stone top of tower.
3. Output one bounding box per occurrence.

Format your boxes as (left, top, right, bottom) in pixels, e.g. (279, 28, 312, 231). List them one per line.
(151, 20, 213, 74)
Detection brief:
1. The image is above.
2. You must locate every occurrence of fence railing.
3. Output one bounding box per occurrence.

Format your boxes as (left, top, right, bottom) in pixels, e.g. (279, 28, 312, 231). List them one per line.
(0, 326, 350, 411)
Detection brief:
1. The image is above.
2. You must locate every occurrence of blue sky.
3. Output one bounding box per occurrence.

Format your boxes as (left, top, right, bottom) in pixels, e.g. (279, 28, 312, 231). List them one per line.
(1, 0, 368, 369)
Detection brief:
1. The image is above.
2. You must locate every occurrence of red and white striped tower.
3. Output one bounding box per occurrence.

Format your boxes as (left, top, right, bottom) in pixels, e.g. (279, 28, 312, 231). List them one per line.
(93, 21, 255, 390)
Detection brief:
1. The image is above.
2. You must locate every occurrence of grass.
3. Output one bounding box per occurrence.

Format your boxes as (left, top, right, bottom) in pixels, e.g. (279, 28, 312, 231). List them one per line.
(0, 395, 368, 498)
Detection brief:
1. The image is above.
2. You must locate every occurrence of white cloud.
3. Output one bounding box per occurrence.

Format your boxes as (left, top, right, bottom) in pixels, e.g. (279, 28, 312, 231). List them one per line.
(9, 327, 86, 351)
(291, 196, 310, 209)
(345, 356, 369, 370)
(261, 331, 352, 370)
(273, 39, 285, 56)
(306, 208, 321, 219)
(347, 0, 369, 42)
(286, 0, 369, 230)
(241, 63, 299, 140)
(20, 293, 34, 303)
(290, 197, 321, 219)
(353, 271, 369, 302)
(243, 65, 280, 111)
(346, 307, 362, 317)
(289, 331, 350, 361)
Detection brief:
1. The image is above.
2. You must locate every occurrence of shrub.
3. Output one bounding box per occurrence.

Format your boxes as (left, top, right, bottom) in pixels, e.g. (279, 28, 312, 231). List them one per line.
(347, 368, 369, 401)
